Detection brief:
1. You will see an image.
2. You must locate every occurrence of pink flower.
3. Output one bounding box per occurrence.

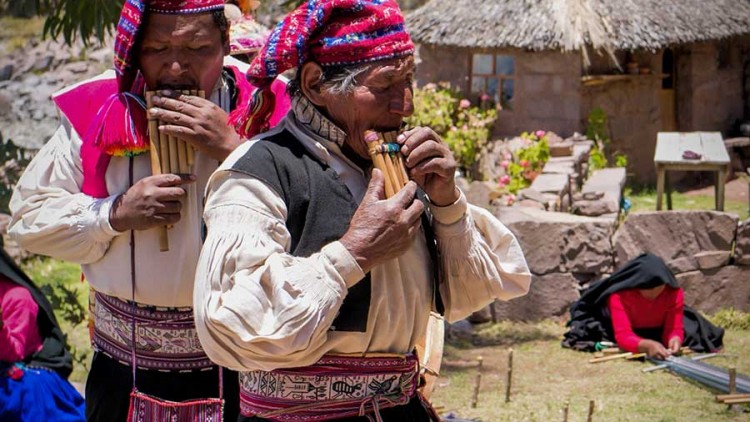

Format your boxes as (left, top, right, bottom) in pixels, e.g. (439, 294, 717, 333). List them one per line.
(480, 93, 490, 102)
(505, 194, 516, 206)
(535, 130, 546, 137)
(459, 99, 471, 109)
(498, 175, 511, 186)
(520, 160, 530, 168)
(503, 151, 512, 160)
(500, 160, 510, 169)
(461, 124, 468, 131)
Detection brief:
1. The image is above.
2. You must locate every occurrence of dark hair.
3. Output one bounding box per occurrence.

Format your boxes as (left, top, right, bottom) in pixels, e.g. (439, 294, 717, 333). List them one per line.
(286, 63, 371, 97)
(212, 9, 229, 46)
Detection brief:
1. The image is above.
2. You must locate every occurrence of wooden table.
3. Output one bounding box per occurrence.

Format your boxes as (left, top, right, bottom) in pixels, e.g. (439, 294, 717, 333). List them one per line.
(654, 132, 730, 211)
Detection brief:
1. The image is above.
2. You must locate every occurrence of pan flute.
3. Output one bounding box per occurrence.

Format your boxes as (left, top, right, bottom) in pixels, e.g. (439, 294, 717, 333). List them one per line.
(365, 130, 409, 198)
(145, 90, 205, 251)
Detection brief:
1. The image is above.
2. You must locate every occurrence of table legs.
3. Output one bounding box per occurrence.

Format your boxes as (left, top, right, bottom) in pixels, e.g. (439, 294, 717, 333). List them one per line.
(656, 166, 665, 211)
(716, 167, 726, 212)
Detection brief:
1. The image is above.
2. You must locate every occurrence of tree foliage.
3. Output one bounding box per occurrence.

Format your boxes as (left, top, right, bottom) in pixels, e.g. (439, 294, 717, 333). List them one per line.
(1, 0, 426, 47)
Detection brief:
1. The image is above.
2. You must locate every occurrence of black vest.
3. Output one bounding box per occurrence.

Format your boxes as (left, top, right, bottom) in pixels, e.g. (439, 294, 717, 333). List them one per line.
(229, 130, 443, 332)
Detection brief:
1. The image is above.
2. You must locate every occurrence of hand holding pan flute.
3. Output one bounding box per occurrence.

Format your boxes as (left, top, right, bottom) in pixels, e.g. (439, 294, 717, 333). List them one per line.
(397, 126, 460, 207)
(148, 90, 243, 162)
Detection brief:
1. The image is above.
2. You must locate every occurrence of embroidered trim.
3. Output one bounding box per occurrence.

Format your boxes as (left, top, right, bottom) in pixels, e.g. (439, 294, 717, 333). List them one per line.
(92, 293, 212, 371)
(239, 354, 419, 421)
(291, 95, 347, 147)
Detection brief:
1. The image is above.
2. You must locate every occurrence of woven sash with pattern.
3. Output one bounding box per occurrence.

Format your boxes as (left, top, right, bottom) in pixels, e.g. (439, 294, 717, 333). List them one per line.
(92, 292, 212, 371)
(239, 354, 419, 421)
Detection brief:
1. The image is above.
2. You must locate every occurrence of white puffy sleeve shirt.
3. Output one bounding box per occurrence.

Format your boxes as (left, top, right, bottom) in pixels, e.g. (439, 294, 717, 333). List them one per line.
(194, 134, 531, 372)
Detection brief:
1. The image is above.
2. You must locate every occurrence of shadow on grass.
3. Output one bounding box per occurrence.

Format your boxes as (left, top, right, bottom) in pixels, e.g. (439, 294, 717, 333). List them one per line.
(447, 320, 563, 350)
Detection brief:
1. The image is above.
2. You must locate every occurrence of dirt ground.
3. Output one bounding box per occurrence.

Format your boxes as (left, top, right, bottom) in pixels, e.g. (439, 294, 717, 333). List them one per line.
(684, 177, 749, 203)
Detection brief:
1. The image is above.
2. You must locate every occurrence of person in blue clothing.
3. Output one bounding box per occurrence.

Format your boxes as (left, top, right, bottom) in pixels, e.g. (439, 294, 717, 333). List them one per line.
(0, 243, 85, 422)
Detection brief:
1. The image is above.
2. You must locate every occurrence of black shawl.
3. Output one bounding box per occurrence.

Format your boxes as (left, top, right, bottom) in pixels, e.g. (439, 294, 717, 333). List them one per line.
(1, 244, 73, 378)
(562, 253, 724, 353)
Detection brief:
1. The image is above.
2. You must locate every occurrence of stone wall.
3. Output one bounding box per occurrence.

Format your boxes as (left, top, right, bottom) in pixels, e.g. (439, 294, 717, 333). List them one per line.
(489, 209, 750, 321)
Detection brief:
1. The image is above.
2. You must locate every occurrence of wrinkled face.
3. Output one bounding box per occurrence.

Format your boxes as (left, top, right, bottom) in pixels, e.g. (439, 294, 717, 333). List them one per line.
(322, 56, 415, 159)
(137, 13, 227, 92)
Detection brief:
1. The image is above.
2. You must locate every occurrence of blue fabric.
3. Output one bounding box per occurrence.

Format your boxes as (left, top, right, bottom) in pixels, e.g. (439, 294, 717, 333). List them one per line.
(0, 365, 85, 422)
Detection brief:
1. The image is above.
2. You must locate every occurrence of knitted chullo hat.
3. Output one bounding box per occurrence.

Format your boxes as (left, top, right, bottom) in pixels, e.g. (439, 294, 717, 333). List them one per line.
(231, 0, 415, 139)
(91, 0, 225, 157)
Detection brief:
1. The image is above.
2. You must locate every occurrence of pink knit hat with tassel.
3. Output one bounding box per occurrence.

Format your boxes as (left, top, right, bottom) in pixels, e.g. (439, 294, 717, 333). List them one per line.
(91, 0, 224, 157)
(231, 0, 414, 139)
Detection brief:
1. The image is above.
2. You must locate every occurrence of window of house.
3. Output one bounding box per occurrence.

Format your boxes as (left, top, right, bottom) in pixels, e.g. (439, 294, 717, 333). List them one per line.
(470, 53, 515, 110)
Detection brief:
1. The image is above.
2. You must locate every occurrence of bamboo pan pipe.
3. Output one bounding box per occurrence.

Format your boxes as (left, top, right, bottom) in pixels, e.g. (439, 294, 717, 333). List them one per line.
(365, 130, 408, 198)
(145, 89, 205, 251)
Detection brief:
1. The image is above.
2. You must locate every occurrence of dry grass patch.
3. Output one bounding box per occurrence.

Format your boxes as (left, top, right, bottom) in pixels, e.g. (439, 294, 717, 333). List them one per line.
(432, 320, 750, 421)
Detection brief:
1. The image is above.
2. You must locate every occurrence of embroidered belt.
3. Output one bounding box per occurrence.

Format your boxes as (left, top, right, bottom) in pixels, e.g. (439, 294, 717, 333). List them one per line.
(92, 292, 212, 371)
(239, 354, 420, 421)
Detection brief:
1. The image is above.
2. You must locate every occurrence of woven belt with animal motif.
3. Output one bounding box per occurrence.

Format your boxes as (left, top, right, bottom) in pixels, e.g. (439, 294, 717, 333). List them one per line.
(239, 354, 420, 421)
(92, 292, 212, 371)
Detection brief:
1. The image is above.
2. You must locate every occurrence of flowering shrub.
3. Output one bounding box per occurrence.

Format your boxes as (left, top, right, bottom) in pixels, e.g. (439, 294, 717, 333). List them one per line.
(496, 130, 550, 197)
(406, 83, 497, 176)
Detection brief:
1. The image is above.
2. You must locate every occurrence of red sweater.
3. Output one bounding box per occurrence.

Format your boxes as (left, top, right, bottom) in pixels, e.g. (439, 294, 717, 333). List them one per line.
(607, 287, 684, 353)
(0, 277, 44, 362)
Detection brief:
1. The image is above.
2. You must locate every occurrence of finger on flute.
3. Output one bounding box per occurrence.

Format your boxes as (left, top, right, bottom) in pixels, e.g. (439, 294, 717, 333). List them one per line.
(145, 92, 162, 176)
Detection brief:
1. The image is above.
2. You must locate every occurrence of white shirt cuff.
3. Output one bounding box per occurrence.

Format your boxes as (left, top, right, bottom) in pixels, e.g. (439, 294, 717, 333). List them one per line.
(322, 241, 366, 288)
(428, 189, 468, 225)
(96, 195, 125, 238)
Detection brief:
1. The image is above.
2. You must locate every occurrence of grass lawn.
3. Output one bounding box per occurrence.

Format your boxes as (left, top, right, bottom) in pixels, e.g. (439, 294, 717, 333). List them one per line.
(432, 320, 750, 421)
(625, 187, 749, 220)
(20, 257, 750, 420)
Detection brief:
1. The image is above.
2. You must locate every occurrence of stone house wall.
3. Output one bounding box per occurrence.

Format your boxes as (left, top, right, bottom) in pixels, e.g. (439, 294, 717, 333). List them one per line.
(415, 45, 582, 138)
(580, 73, 662, 183)
(416, 38, 749, 184)
(677, 42, 745, 133)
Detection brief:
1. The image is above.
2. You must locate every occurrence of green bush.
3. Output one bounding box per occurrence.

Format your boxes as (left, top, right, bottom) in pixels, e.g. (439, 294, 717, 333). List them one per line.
(407, 83, 497, 177)
(708, 308, 750, 331)
(496, 131, 551, 199)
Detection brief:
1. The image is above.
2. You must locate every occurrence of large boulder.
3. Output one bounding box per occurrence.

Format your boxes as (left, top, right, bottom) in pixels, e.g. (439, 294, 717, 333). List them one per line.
(735, 217, 750, 266)
(612, 211, 738, 273)
(494, 207, 614, 275)
(677, 266, 750, 313)
(491, 272, 580, 321)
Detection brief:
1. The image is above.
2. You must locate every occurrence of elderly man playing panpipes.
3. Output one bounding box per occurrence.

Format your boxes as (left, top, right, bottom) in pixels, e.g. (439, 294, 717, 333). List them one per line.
(8, 0, 289, 420)
(193, 1, 532, 421)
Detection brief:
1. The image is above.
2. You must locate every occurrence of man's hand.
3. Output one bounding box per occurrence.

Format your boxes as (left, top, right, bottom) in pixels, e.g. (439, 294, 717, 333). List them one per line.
(109, 174, 195, 232)
(149, 91, 243, 162)
(339, 169, 424, 273)
(638, 339, 672, 360)
(397, 127, 459, 206)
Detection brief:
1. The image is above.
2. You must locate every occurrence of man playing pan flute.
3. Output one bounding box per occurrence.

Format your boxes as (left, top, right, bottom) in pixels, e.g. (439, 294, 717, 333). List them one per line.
(193, 1, 531, 420)
(8, 0, 288, 420)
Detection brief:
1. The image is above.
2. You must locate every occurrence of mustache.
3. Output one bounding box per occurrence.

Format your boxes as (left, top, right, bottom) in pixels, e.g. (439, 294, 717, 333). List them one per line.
(156, 80, 198, 91)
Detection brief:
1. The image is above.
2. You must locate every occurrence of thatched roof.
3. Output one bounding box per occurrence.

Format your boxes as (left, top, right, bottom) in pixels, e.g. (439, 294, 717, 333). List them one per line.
(406, 0, 750, 51)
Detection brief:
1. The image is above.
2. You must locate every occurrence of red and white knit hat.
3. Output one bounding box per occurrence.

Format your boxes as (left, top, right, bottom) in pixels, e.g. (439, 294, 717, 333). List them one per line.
(232, 0, 414, 139)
